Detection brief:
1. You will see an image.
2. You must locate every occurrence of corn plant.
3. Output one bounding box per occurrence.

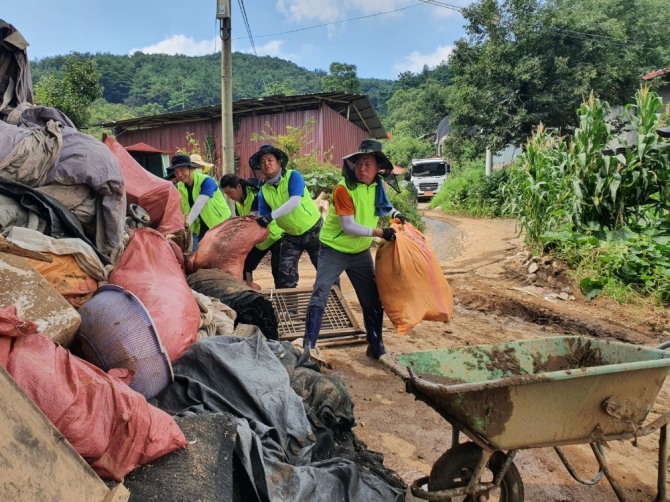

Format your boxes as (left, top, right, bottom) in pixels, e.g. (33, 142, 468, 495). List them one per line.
(505, 89, 670, 301)
(503, 124, 574, 245)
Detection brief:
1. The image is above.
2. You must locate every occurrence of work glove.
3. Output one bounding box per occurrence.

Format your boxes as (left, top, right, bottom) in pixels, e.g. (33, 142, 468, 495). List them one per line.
(381, 227, 396, 241)
(257, 214, 273, 228)
(391, 210, 407, 224)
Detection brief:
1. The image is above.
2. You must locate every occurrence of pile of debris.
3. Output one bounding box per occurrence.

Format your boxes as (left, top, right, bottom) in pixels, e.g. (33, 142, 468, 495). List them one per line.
(0, 20, 405, 502)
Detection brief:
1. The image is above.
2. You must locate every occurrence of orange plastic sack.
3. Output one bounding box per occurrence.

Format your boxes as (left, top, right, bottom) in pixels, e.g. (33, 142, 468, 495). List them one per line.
(186, 216, 269, 279)
(25, 254, 98, 308)
(0, 305, 188, 481)
(109, 227, 200, 361)
(375, 222, 453, 335)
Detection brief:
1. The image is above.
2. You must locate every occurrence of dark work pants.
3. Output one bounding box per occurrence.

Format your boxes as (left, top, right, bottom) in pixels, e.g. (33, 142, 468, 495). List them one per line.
(277, 219, 322, 289)
(244, 239, 282, 289)
(306, 243, 385, 356)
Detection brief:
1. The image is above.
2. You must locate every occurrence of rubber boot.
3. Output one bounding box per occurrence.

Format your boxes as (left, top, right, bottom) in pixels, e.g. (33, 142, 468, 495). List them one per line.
(363, 306, 386, 359)
(303, 305, 324, 349)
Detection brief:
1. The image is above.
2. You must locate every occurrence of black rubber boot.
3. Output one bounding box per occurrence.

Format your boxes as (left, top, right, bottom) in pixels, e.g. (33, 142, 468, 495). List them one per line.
(363, 306, 386, 359)
(303, 305, 324, 349)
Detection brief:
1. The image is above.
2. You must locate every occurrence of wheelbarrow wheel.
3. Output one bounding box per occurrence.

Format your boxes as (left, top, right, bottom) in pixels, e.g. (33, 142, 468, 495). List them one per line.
(428, 442, 524, 501)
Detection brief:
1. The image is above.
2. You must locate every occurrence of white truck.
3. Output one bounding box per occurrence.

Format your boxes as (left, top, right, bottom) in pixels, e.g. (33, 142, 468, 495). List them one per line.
(407, 157, 450, 200)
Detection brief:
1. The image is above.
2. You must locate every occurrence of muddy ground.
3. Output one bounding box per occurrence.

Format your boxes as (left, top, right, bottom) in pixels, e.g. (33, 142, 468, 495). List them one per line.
(253, 207, 670, 501)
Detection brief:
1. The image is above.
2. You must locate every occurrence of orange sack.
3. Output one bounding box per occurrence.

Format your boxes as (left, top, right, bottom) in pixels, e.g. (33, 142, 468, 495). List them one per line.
(0, 305, 187, 481)
(110, 227, 200, 361)
(25, 254, 99, 309)
(375, 222, 453, 335)
(186, 216, 269, 279)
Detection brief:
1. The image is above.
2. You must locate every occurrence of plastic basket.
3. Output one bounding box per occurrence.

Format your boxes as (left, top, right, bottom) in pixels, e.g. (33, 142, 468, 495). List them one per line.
(77, 284, 173, 399)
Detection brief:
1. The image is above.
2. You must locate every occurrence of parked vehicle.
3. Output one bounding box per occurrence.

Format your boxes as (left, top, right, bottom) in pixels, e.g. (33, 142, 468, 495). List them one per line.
(406, 158, 450, 200)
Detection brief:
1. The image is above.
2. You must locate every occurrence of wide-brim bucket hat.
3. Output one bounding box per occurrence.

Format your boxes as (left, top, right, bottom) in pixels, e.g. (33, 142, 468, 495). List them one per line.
(249, 144, 289, 170)
(169, 153, 196, 169)
(342, 139, 393, 177)
(190, 153, 214, 173)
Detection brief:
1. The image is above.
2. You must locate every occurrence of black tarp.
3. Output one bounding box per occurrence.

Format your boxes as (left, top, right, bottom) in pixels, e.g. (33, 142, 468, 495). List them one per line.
(154, 333, 405, 502)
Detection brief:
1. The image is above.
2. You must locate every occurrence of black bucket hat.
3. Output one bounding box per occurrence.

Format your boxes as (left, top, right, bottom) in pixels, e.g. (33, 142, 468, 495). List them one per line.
(342, 139, 393, 177)
(249, 144, 289, 170)
(164, 168, 176, 181)
(169, 153, 196, 169)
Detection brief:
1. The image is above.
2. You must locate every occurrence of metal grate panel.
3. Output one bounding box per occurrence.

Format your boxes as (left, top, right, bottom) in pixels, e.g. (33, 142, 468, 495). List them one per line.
(262, 286, 365, 342)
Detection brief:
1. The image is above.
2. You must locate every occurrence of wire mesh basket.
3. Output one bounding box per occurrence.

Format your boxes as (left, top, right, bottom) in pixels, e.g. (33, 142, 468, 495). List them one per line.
(77, 284, 173, 399)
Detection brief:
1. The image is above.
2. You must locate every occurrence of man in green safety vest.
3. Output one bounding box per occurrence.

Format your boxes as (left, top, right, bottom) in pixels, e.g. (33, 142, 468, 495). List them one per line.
(250, 144, 322, 289)
(171, 153, 231, 251)
(303, 139, 406, 359)
(220, 173, 284, 288)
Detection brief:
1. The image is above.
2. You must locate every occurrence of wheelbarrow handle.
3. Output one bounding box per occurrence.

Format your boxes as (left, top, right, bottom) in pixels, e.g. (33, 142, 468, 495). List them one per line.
(656, 341, 670, 351)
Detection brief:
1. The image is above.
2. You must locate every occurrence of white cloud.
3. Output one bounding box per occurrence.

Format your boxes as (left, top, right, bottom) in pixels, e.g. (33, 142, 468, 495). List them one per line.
(394, 45, 454, 74)
(276, 0, 343, 23)
(130, 35, 218, 56)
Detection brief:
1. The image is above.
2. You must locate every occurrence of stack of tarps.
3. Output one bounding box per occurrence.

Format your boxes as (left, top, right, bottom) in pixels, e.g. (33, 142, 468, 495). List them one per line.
(0, 105, 126, 264)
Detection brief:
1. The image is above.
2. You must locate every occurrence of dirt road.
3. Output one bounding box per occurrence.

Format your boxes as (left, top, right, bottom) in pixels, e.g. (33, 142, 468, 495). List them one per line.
(254, 209, 670, 501)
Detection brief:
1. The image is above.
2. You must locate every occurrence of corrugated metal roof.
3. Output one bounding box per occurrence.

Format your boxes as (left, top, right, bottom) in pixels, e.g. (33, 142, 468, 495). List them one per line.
(101, 92, 387, 139)
(641, 67, 670, 81)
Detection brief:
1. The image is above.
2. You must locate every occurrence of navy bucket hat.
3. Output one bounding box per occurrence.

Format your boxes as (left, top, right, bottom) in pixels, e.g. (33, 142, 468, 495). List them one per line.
(249, 144, 289, 170)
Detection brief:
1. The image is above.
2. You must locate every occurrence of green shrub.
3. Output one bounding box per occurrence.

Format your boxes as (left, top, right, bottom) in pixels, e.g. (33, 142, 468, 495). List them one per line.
(430, 157, 510, 217)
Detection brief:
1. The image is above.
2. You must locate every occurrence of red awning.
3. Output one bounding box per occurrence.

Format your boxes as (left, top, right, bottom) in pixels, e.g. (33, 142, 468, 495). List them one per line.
(125, 142, 171, 154)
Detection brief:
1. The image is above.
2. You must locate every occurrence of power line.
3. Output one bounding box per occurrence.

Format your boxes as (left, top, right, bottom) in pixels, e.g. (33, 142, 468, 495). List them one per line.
(232, 3, 423, 42)
(418, 0, 464, 13)
(237, 0, 256, 55)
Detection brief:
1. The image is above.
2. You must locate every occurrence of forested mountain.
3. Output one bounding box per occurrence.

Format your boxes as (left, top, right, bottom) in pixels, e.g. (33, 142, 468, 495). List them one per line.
(30, 52, 397, 117)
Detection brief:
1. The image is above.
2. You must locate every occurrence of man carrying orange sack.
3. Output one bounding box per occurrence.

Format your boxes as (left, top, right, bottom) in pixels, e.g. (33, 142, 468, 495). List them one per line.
(303, 139, 406, 359)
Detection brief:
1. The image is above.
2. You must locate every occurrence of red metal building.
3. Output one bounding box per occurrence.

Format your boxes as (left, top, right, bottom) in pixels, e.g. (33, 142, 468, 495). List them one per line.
(102, 92, 387, 180)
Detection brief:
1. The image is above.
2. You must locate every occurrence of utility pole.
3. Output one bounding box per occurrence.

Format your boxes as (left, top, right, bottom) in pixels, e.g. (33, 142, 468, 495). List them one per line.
(485, 147, 493, 177)
(217, 0, 234, 178)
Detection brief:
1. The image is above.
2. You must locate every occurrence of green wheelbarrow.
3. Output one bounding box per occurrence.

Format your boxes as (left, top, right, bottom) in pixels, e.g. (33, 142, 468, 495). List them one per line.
(381, 336, 670, 502)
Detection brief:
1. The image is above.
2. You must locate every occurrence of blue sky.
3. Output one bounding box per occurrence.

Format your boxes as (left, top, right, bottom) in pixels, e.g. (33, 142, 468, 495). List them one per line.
(4, 0, 472, 80)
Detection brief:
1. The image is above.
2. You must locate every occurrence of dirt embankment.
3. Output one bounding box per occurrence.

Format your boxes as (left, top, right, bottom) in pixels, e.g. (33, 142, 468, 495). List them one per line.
(254, 209, 670, 501)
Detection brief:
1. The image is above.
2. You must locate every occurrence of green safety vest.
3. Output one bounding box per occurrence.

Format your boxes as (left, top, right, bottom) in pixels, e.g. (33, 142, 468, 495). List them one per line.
(260, 170, 320, 236)
(237, 185, 284, 251)
(178, 170, 231, 235)
(319, 178, 379, 254)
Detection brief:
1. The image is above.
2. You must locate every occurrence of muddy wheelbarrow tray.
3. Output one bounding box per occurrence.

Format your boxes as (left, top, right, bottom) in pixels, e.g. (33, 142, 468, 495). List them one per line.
(395, 335, 670, 501)
(397, 335, 670, 450)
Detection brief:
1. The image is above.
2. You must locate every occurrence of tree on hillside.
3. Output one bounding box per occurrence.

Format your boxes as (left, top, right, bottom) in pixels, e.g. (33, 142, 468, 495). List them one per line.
(397, 62, 453, 90)
(446, 0, 670, 155)
(383, 124, 436, 168)
(384, 79, 450, 138)
(34, 53, 103, 128)
(263, 80, 296, 97)
(321, 62, 361, 94)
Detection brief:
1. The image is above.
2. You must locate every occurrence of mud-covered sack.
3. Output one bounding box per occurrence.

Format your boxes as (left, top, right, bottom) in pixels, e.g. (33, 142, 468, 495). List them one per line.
(375, 222, 453, 335)
(186, 216, 268, 279)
